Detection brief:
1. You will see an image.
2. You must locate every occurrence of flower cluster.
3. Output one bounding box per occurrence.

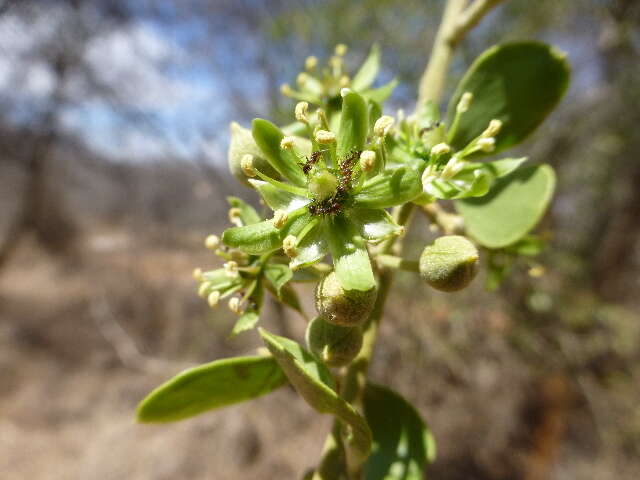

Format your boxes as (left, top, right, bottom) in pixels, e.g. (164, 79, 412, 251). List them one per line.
(223, 87, 421, 293)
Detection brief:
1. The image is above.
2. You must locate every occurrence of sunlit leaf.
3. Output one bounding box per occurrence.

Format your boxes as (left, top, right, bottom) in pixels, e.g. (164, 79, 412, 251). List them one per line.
(136, 356, 286, 423)
(362, 78, 399, 103)
(455, 164, 556, 248)
(327, 214, 376, 292)
(447, 42, 570, 153)
(363, 383, 436, 480)
(352, 44, 381, 91)
(230, 310, 260, 337)
(252, 118, 307, 186)
(260, 329, 372, 466)
(353, 167, 422, 208)
(263, 263, 293, 296)
(222, 221, 282, 254)
(227, 196, 261, 225)
(337, 89, 369, 159)
(350, 208, 402, 244)
(289, 221, 328, 270)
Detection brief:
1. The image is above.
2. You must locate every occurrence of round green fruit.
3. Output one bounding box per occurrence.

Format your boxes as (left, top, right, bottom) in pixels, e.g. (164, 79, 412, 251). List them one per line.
(315, 271, 377, 326)
(305, 316, 363, 368)
(419, 235, 479, 292)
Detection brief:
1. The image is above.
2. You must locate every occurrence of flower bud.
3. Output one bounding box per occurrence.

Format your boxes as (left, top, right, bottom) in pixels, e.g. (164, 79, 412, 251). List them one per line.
(283, 235, 298, 258)
(315, 271, 377, 326)
(228, 122, 279, 186)
(481, 119, 502, 138)
(373, 115, 395, 137)
(334, 44, 348, 56)
(359, 150, 376, 172)
(476, 137, 495, 152)
(305, 316, 363, 368)
(430, 143, 451, 156)
(295, 102, 309, 123)
(280, 136, 296, 150)
(305, 56, 318, 70)
(315, 129, 336, 144)
(456, 92, 473, 114)
(204, 234, 220, 251)
(419, 235, 479, 292)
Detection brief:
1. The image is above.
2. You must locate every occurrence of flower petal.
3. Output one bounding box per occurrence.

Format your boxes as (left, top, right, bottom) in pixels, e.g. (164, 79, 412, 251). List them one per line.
(289, 221, 328, 270)
(326, 214, 376, 292)
(349, 208, 402, 244)
(249, 179, 311, 213)
(353, 167, 422, 209)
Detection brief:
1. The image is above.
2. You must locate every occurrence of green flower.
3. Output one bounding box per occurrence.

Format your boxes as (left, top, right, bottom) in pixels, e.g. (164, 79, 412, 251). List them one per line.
(195, 197, 303, 336)
(222, 89, 422, 292)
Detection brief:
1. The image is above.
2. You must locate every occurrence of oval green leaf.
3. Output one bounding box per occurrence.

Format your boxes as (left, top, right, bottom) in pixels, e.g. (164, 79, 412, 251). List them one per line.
(252, 118, 307, 186)
(222, 220, 282, 255)
(352, 44, 380, 92)
(446, 42, 570, 153)
(337, 89, 369, 159)
(327, 214, 376, 292)
(136, 356, 286, 423)
(259, 328, 372, 467)
(363, 383, 436, 480)
(455, 164, 556, 248)
(353, 167, 422, 209)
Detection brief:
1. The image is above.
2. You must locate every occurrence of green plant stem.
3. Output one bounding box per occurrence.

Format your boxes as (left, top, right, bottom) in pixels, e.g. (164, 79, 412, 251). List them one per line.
(315, 1, 507, 476)
(417, 0, 507, 105)
(375, 254, 419, 272)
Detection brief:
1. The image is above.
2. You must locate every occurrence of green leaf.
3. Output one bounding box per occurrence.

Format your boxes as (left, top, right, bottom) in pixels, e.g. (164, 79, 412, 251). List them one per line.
(136, 356, 286, 423)
(230, 310, 260, 337)
(354, 167, 422, 209)
(327, 214, 376, 292)
(289, 221, 329, 270)
(264, 263, 293, 296)
(362, 78, 399, 104)
(363, 383, 436, 480)
(337, 90, 369, 159)
(249, 179, 311, 213)
(350, 208, 402, 244)
(455, 164, 556, 248)
(260, 329, 372, 466)
(352, 44, 380, 91)
(222, 221, 282, 255)
(446, 42, 570, 153)
(227, 196, 261, 225)
(252, 118, 307, 186)
(425, 169, 492, 200)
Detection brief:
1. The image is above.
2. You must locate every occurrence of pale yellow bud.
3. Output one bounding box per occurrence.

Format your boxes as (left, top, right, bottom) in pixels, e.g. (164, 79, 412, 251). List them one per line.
(280, 83, 293, 96)
(224, 260, 239, 278)
(440, 155, 464, 180)
(456, 92, 473, 113)
(295, 101, 309, 122)
(198, 282, 211, 298)
(335, 44, 348, 56)
(207, 291, 221, 308)
(481, 119, 503, 138)
(280, 136, 296, 150)
(283, 235, 298, 258)
(305, 56, 318, 70)
(339, 75, 350, 87)
(228, 207, 242, 226)
(296, 72, 309, 87)
(477, 137, 495, 152)
(272, 210, 289, 229)
(228, 297, 241, 314)
(315, 129, 336, 144)
(374, 115, 395, 137)
(192, 267, 203, 281)
(240, 154, 256, 177)
(204, 234, 220, 251)
(430, 143, 451, 156)
(359, 150, 376, 172)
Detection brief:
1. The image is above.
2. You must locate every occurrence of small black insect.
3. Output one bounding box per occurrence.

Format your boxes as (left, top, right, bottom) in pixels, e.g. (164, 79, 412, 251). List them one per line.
(419, 121, 442, 137)
(303, 150, 323, 174)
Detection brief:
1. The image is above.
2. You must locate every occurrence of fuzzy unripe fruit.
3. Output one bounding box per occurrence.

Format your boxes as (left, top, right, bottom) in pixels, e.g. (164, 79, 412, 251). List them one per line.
(419, 235, 479, 292)
(228, 122, 279, 186)
(315, 272, 377, 326)
(305, 316, 363, 367)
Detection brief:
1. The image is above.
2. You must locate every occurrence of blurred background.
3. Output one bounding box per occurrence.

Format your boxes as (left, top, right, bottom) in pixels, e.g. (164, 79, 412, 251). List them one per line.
(1, 0, 639, 479)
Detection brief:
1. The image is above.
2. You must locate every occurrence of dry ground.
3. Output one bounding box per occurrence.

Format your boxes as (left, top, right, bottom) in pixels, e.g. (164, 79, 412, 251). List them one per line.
(0, 230, 637, 479)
